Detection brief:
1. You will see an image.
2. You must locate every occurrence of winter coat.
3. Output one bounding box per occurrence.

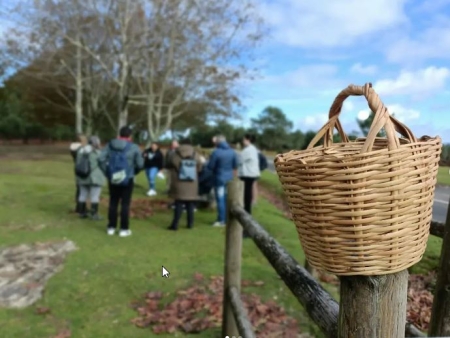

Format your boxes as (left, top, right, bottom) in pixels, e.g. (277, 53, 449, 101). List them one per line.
(142, 148, 164, 169)
(76, 145, 106, 186)
(198, 161, 214, 196)
(164, 147, 176, 169)
(168, 145, 203, 201)
(238, 144, 260, 178)
(207, 141, 238, 187)
(98, 138, 144, 180)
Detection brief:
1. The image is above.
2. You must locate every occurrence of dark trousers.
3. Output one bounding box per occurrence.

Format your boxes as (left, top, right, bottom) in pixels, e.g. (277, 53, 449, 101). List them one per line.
(107, 180, 134, 230)
(75, 184, 80, 211)
(241, 177, 256, 214)
(75, 184, 80, 203)
(170, 200, 195, 229)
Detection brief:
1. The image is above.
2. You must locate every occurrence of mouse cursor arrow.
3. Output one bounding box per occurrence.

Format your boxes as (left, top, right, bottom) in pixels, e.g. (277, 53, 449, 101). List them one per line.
(162, 266, 170, 278)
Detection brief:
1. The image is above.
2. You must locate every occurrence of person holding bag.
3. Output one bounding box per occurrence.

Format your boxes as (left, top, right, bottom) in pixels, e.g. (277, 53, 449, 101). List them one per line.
(167, 138, 203, 231)
(74, 136, 105, 220)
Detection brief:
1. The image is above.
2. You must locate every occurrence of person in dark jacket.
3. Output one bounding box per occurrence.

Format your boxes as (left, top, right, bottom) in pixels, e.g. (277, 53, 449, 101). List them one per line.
(70, 134, 87, 214)
(207, 135, 238, 227)
(142, 142, 164, 196)
(98, 126, 144, 237)
(198, 160, 213, 196)
(167, 138, 203, 230)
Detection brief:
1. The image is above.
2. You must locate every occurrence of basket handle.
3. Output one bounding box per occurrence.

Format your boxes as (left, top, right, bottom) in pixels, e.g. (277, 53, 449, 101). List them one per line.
(307, 83, 417, 153)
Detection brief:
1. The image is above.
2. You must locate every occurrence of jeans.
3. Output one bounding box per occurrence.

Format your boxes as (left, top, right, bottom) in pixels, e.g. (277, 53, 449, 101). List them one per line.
(78, 185, 102, 203)
(107, 180, 134, 230)
(146, 167, 159, 190)
(214, 185, 227, 223)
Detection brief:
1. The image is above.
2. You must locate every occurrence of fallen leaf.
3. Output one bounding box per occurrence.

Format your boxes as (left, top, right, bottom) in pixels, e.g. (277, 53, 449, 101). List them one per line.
(52, 329, 71, 338)
(131, 273, 299, 336)
(35, 306, 51, 315)
(194, 272, 204, 281)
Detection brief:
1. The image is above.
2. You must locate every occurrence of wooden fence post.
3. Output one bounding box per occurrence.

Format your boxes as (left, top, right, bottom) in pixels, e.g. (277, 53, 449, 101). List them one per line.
(222, 177, 244, 338)
(428, 194, 450, 336)
(338, 270, 409, 338)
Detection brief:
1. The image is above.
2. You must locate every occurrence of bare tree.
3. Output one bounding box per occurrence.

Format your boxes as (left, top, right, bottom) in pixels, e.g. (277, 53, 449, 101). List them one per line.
(0, 0, 139, 134)
(0, 0, 96, 134)
(71, 0, 146, 131)
(129, 0, 264, 140)
(1, 0, 264, 137)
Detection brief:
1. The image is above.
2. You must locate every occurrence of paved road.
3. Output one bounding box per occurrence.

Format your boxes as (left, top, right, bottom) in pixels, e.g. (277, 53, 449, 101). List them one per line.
(267, 157, 449, 223)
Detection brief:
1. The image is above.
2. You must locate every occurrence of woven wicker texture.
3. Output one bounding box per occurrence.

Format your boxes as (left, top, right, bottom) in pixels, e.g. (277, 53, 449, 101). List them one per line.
(274, 83, 442, 276)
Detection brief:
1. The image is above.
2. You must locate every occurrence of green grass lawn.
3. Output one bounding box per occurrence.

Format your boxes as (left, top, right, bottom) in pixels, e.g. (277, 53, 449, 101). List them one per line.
(437, 166, 450, 186)
(0, 148, 321, 338)
(258, 171, 444, 276)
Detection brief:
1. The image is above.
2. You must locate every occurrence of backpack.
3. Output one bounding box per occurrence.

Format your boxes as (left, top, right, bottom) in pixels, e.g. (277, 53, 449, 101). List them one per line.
(107, 142, 133, 186)
(258, 152, 268, 171)
(178, 151, 197, 182)
(75, 151, 91, 179)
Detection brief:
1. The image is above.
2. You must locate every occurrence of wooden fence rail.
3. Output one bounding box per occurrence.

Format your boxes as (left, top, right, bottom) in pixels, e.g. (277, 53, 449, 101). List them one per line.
(221, 177, 438, 338)
(228, 286, 255, 338)
(231, 205, 339, 337)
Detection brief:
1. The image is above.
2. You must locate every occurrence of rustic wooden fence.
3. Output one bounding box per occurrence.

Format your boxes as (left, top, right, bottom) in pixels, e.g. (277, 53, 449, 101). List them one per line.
(221, 177, 450, 338)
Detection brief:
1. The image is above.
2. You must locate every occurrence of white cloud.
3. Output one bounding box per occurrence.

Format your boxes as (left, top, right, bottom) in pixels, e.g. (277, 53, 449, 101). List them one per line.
(350, 63, 378, 75)
(387, 104, 420, 121)
(264, 64, 343, 91)
(343, 101, 354, 112)
(374, 66, 450, 98)
(259, 0, 407, 48)
(300, 113, 328, 129)
(385, 23, 450, 64)
(357, 104, 420, 123)
(357, 110, 370, 120)
(280, 64, 339, 87)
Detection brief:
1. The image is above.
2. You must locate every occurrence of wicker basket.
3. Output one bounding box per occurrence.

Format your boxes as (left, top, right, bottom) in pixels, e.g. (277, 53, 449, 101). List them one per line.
(274, 83, 442, 276)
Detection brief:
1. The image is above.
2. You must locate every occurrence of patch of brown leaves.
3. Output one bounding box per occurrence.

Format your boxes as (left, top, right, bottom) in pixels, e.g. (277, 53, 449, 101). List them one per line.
(100, 198, 169, 219)
(131, 274, 299, 337)
(407, 271, 436, 332)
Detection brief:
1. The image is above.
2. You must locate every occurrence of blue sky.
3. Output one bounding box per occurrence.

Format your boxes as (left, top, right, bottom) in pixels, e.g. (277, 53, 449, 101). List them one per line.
(1, 0, 449, 141)
(241, 0, 450, 142)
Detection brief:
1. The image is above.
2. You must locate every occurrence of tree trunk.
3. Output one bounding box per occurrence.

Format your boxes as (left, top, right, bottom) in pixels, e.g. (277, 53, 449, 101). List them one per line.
(117, 56, 129, 131)
(428, 195, 450, 336)
(75, 39, 83, 135)
(338, 270, 408, 338)
(85, 105, 93, 137)
(118, 108, 128, 131)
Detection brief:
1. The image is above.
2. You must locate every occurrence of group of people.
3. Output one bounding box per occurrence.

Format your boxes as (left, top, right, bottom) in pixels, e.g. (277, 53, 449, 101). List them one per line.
(70, 126, 144, 237)
(69, 126, 266, 237)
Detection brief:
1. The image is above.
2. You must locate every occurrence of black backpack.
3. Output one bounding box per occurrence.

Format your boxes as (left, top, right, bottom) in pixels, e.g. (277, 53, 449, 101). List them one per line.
(258, 152, 268, 171)
(75, 152, 91, 179)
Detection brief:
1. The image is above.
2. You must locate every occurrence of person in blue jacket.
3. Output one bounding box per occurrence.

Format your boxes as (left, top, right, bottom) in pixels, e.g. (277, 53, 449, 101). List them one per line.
(207, 135, 238, 227)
